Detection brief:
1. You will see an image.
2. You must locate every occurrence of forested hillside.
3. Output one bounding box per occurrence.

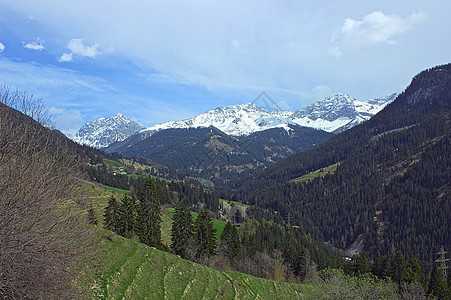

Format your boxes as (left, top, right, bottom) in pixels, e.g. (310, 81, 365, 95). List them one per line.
(106, 124, 333, 188)
(241, 64, 451, 271)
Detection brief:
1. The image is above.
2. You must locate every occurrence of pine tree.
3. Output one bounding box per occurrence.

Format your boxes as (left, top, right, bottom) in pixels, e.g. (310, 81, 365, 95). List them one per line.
(117, 194, 137, 238)
(87, 203, 98, 225)
(220, 221, 240, 259)
(194, 209, 217, 257)
(428, 265, 450, 299)
(136, 179, 162, 248)
(402, 257, 426, 289)
(104, 195, 120, 231)
(390, 250, 406, 285)
(356, 251, 372, 275)
(372, 251, 383, 278)
(170, 204, 194, 258)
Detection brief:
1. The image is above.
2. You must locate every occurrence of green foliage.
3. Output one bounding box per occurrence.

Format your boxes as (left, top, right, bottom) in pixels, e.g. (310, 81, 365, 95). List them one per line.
(390, 250, 406, 285)
(220, 221, 240, 259)
(135, 179, 162, 248)
(292, 162, 339, 183)
(103, 195, 120, 231)
(356, 251, 372, 275)
(194, 209, 217, 257)
(87, 203, 98, 225)
(117, 194, 137, 238)
(170, 204, 194, 258)
(315, 268, 398, 299)
(403, 257, 426, 290)
(428, 265, 450, 300)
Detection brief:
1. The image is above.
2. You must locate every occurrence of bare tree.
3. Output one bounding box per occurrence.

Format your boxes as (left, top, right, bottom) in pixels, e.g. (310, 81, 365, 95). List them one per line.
(0, 84, 93, 299)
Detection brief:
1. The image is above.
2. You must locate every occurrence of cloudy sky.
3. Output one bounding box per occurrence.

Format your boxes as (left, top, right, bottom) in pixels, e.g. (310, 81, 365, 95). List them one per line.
(1, 0, 450, 134)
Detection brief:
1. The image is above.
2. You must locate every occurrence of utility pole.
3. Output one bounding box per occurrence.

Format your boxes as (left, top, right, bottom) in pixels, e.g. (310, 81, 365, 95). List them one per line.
(435, 246, 449, 279)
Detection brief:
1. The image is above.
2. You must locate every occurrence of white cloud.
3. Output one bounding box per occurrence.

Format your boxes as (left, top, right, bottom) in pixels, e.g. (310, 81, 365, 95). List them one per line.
(0, 42, 5, 52)
(23, 38, 44, 51)
(300, 85, 333, 105)
(49, 107, 84, 134)
(330, 11, 425, 56)
(327, 46, 342, 58)
(59, 38, 100, 62)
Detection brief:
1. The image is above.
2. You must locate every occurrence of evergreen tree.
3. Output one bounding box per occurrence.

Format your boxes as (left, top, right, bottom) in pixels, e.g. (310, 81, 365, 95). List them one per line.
(117, 194, 137, 238)
(194, 209, 217, 257)
(356, 251, 372, 275)
(220, 221, 240, 259)
(372, 251, 384, 278)
(428, 265, 450, 300)
(390, 250, 406, 285)
(171, 204, 194, 258)
(87, 203, 98, 225)
(104, 195, 120, 231)
(402, 257, 426, 290)
(136, 179, 162, 248)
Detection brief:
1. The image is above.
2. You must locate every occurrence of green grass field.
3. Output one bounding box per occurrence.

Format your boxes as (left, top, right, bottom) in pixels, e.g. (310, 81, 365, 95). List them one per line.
(219, 198, 250, 208)
(81, 229, 315, 299)
(292, 163, 339, 183)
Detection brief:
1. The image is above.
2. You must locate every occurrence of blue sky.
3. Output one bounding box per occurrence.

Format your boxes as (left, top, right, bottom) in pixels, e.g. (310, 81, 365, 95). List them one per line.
(1, 0, 450, 134)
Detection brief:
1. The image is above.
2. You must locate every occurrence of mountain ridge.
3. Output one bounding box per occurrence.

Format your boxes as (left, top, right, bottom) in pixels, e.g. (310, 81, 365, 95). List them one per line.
(70, 93, 395, 148)
(240, 64, 451, 268)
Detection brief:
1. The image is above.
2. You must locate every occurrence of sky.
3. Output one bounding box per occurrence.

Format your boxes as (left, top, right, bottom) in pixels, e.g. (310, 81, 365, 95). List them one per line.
(1, 0, 450, 134)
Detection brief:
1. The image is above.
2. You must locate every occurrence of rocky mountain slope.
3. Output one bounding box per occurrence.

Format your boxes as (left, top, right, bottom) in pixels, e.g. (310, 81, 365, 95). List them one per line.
(71, 94, 394, 148)
(72, 114, 143, 148)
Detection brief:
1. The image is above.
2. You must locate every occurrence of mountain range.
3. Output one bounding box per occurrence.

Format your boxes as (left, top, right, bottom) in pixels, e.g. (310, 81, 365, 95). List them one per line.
(71, 93, 396, 149)
(241, 64, 451, 268)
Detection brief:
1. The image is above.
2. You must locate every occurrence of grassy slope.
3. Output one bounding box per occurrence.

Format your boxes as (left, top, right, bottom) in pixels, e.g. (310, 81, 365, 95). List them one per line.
(219, 198, 250, 208)
(85, 229, 315, 299)
(81, 182, 319, 299)
(292, 163, 339, 183)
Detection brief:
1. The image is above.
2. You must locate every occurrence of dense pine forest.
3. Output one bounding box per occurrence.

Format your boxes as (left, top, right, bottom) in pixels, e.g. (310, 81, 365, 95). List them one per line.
(240, 64, 451, 274)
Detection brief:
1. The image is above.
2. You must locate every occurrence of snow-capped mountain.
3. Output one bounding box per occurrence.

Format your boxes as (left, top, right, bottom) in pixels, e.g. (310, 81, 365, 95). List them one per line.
(141, 103, 296, 136)
(141, 93, 396, 136)
(290, 93, 397, 133)
(71, 93, 396, 148)
(72, 114, 143, 148)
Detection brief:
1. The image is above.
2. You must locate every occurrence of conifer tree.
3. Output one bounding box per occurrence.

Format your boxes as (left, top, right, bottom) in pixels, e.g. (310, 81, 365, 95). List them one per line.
(136, 179, 162, 248)
(220, 221, 240, 259)
(390, 250, 406, 285)
(104, 195, 120, 231)
(372, 251, 383, 278)
(428, 265, 450, 299)
(170, 204, 194, 258)
(402, 257, 426, 290)
(194, 209, 217, 257)
(117, 194, 137, 238)
(87, 203, 98, 225)
(356, 251, 372, 275)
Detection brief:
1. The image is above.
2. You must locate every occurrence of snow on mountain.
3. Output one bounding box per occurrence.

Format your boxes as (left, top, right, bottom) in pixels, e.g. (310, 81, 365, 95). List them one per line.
(71, 93, 396, 148)
(141, 103, 296, 136)
(141, 93, 396, 136)
(72, 114, 143, 148)
(289, 93, 397, 133)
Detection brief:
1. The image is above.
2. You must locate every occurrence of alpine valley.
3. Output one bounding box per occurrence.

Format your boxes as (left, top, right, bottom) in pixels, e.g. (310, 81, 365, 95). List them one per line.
(71, 93, 395, 186)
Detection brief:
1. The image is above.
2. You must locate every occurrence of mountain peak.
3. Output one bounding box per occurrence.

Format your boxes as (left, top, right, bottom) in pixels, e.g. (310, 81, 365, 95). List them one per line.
(72, 114, 143, 148)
